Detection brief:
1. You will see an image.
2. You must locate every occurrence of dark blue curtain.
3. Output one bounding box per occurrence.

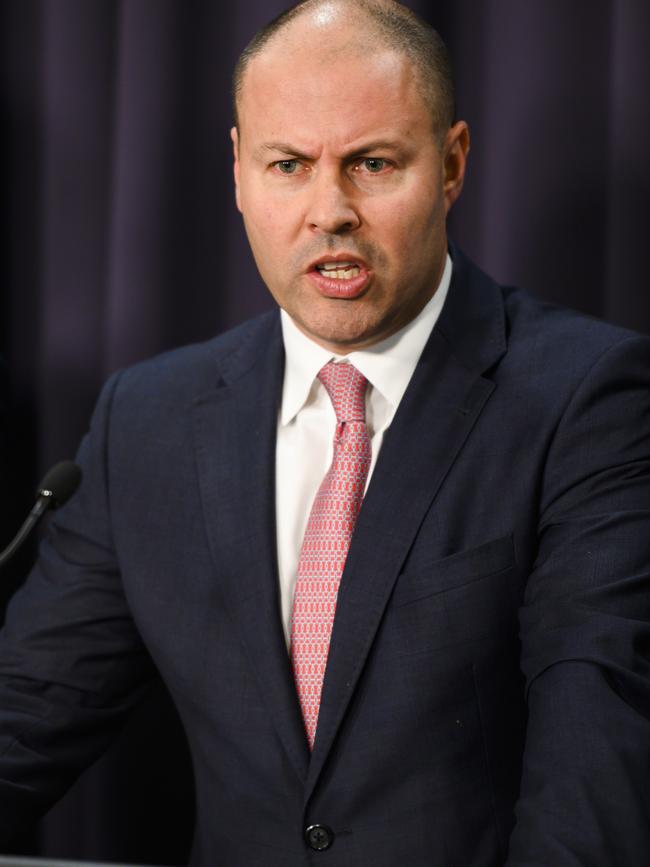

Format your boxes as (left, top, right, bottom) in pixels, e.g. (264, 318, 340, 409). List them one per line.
(2, 0, 649, 862)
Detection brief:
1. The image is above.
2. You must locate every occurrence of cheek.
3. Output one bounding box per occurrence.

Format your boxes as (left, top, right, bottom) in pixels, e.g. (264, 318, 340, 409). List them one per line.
(241, 189, 270, 228)
(377, 178, 441, 228)
(367, 197, 408, 235)
(243, 188, 298, 243)
(242, 198, 280, 250)
(370, 195, 445, 287)
(371, 199, 434, 260)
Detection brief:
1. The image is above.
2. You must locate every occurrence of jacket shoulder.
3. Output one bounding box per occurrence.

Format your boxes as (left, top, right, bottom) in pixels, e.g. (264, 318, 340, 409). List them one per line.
(502, 284, 641, 356)
(110, 310, 279, 403)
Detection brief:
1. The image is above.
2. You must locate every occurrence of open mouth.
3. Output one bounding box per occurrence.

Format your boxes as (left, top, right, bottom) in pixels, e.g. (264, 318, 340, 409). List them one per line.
(314, 261, 362, 280)
(308, 257, 370, 298)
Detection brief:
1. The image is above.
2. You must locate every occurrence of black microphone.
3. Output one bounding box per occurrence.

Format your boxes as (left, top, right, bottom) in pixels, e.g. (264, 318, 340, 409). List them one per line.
(0, 460, 82, 569)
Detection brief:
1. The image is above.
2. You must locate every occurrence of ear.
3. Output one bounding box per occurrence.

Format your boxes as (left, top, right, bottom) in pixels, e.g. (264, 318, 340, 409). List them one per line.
(442, 121, 470, 214)
(231, 126, 242, 213)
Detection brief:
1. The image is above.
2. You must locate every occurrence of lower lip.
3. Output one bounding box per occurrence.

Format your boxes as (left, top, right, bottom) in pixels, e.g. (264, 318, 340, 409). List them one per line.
(307, 268, 371, 299)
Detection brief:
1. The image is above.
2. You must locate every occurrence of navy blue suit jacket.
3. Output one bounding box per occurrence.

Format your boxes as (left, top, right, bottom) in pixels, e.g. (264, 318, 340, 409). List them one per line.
(1, 250, 649, 865)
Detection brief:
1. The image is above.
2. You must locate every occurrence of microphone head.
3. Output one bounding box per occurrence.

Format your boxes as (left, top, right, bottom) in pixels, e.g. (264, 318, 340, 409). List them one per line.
(36, 460, 83, 509)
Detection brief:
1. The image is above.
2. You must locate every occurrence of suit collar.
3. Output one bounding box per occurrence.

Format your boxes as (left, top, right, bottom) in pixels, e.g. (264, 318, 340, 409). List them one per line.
(208, 310, 281, 389)
(437, 241, 507, 375)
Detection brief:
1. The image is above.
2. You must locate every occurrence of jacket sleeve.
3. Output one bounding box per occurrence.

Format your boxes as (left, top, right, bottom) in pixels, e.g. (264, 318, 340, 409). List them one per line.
(506, 335, 650, 865)
(0, 370, 155, 843)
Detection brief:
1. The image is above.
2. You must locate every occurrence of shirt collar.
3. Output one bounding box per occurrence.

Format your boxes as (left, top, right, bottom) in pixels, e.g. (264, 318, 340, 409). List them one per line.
(280, 253, 452, 426)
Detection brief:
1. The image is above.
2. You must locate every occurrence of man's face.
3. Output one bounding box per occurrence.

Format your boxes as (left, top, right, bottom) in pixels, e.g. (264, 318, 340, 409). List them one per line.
(232, 28, 468, 353)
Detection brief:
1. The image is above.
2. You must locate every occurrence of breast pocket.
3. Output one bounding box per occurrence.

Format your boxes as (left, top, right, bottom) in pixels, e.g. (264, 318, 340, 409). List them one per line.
(387, 535, 518, 656)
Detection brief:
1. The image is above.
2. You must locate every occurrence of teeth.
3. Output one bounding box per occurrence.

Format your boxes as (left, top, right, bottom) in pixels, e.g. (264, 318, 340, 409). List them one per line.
(318, 261, 356, 270)
(320, 266, 361, 280)
(316, 262, 361, 279)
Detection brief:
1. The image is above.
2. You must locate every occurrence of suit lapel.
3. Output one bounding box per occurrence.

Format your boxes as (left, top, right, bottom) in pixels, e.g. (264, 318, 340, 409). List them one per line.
(192, 313, 310, 783)
(305, 251, 508, 802)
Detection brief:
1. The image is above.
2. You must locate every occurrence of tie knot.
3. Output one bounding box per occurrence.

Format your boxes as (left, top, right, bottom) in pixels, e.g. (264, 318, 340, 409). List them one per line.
(318, 361, 368, 423)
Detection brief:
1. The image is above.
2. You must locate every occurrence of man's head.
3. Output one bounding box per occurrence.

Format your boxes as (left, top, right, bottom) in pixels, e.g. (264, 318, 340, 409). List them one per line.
(231, 0, 469, 353)
(233, 0, 456, 141)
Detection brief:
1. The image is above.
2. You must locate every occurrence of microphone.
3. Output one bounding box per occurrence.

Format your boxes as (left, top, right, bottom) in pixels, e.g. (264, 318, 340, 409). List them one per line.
(0, 460, 82, 569)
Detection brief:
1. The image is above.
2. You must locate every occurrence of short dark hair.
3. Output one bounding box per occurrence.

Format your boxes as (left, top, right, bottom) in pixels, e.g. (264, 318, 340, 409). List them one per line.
(232, 0, 455, 137)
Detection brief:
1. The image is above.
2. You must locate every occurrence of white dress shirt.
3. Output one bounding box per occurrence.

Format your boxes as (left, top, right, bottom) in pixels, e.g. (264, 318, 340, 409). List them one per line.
(276, 254, 452, 647)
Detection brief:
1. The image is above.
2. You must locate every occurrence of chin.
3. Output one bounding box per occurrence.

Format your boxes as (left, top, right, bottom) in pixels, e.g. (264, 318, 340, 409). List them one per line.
(288, 300, 386, 350)
(308, 328, 380, 353)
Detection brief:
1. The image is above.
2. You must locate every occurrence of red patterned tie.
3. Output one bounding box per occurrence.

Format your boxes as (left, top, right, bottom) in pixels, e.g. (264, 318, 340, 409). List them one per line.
(290, 361, 371, 749)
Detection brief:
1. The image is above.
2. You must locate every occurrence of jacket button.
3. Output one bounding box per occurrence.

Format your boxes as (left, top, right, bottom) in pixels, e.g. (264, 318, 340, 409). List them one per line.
(305, 823, 334, 851)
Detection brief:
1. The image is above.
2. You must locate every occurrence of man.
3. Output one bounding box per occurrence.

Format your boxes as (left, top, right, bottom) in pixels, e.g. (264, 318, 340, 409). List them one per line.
(0, 1, 649, 864)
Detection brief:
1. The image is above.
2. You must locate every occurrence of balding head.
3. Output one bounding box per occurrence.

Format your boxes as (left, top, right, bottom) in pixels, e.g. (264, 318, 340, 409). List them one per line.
(232, 0, 455, 141)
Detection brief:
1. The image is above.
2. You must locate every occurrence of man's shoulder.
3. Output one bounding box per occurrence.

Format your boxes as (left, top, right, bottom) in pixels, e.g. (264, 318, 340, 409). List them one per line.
(455, 251, 648, 382)
(111, 308, 280, 403)
(496, 283, 650, 403)
(503, 283, 639, 355)
(445, 248, 649, 386)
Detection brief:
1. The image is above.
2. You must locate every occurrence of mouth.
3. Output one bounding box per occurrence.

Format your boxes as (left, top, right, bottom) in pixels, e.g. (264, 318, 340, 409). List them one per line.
(307, 255, 371, 299)
(314, 260, 362, 279)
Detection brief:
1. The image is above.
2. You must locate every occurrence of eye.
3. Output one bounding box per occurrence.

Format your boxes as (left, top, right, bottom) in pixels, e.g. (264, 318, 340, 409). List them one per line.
(360, 157, 388, 173)
(274, 159, 300, 174)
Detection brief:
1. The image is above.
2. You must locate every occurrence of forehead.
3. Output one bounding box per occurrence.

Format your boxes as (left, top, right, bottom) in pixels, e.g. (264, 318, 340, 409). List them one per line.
(238, 37, 431, 150)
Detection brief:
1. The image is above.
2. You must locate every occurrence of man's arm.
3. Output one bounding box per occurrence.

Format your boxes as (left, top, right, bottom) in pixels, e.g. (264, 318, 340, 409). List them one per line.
(506, 335, 650, 865)
(0, 371, 155, 843)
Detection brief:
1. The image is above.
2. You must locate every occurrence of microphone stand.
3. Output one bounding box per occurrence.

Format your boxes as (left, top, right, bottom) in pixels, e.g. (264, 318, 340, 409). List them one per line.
(0, 461, 81, 570)
(0, 493, 54, 569)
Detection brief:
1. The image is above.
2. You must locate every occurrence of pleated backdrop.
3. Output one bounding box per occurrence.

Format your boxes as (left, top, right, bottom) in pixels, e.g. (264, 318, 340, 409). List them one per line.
(1, 0, 649, 862)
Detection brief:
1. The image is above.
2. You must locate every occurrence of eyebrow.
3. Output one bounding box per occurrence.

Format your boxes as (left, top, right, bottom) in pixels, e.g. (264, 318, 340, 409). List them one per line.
(256, 139, 406, 160)
(257, 143, 312, 160)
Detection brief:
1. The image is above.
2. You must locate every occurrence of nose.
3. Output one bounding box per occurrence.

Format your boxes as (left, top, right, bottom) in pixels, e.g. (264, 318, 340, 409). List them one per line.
(305, 170, 361, 235)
